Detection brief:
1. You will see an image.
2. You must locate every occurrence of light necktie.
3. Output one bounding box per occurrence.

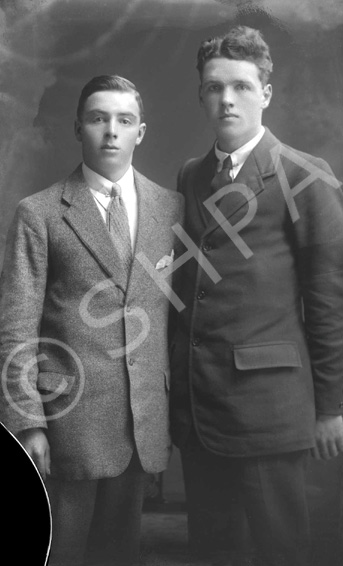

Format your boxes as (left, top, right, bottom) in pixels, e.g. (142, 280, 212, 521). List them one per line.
(106, 183, 132, 277)
(211, 155, 233, 192)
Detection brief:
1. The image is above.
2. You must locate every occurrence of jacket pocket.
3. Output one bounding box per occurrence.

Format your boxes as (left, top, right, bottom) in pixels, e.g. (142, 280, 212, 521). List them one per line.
(233, 342, 302, 370)
(37, 372, 75, 396)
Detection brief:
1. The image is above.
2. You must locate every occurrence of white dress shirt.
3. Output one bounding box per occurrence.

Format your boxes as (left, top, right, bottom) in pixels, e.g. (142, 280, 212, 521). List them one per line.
(82, 162, 138, 250)
(215, 126, 265, 181)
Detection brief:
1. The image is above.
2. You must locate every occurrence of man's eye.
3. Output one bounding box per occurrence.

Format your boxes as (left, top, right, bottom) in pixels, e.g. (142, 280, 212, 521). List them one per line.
(236, 84, 249, 91)
(208, 84, 221, 92)
(93, 116, 104, 123)
(121, 119, 132, 125)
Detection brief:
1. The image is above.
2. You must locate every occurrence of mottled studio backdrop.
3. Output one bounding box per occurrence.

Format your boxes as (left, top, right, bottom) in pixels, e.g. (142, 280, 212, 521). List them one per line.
(0, 0, 342, 267)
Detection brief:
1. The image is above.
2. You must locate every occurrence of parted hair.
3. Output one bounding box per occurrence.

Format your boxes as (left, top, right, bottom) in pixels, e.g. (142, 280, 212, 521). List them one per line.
(197, 26, 273, 86)
(76, 74, 144, 121)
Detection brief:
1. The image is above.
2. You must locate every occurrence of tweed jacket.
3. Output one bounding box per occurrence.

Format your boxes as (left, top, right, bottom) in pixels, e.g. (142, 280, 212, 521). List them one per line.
(170, 127, 343, 457)
(0, 165, 184, 479)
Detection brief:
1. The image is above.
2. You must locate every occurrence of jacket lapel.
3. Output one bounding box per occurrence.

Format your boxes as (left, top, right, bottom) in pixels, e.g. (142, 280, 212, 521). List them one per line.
(126, 170, 161, 297)
(191, 149, 217, 228)
(62, 165, 127, 290)
(203, 128, 280, 238)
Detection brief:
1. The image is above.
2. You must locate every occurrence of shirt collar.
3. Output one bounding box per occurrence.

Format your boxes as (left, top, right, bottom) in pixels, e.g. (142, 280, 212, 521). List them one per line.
(214, 126, 265, 172)
(82, 162, 134, 195)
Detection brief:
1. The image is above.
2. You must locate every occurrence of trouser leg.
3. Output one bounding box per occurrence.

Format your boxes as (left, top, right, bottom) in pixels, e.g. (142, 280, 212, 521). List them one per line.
(85, 449, 148, 566)
(181, 443, 251, 562)
(46, 476, 98, 566)
(241, 450, 310, 566)
(46, 450, 147, 566)
(181, 436, 310, 566)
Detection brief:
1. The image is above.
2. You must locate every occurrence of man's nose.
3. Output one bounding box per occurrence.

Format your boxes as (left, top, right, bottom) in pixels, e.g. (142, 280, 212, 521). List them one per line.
(105, 118, 118, 137)
(221, 86, 234, 107)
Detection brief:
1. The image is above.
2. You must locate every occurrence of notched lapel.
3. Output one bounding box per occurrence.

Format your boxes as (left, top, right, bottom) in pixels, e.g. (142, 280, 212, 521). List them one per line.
(127, 171, 161, 296)
(204, 129, 278, 238)
(192, 150, 217, 228)
(61, 165, 127, 290)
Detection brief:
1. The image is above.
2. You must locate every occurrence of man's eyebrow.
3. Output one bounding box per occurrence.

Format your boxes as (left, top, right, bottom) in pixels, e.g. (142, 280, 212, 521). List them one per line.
(234, 78, 254, 84)
(85, 110, 138, 118)
(84, 109, 108, 116)
(202, 78, 222, 85)
(202, 77, 255, 86)
(117, 112, 137, 118)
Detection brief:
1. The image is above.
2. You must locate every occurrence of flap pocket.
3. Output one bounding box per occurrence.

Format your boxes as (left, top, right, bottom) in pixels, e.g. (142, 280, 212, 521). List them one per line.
(164, 369, 171, 391)
(233, 342, 302, 370)
(37, 372, 75, 396)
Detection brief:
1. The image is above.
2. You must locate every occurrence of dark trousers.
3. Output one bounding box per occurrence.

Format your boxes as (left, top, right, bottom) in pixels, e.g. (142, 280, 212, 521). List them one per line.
(46, 450, 147, 566)
(181, 436, 310, 566)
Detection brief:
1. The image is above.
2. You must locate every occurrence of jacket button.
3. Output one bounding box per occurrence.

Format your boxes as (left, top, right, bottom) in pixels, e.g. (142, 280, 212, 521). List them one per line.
(128, 358, 134, 366)
(202, 242, 212, 252)
(192, 338, 200, 346)
(197, 291, 205, 300)
(126, 306, 131, 313)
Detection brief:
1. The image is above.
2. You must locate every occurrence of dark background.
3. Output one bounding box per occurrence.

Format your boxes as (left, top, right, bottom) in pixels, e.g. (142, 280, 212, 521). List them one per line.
(0, 0, 342, 266)
(0, 1, 342, 564)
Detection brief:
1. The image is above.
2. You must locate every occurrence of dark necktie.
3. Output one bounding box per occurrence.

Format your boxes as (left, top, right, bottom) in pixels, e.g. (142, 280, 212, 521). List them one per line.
(211, 155, 233, 192)
(106, 183, 132, 277)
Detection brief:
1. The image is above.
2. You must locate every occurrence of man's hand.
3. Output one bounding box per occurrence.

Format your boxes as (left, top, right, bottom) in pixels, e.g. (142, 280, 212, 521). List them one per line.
(311, 414, 343, 460)
(17, 428, 51, 480)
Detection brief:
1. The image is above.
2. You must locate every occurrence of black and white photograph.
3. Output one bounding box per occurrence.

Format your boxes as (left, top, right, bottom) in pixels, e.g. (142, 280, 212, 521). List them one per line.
(0, 1, 343, 565)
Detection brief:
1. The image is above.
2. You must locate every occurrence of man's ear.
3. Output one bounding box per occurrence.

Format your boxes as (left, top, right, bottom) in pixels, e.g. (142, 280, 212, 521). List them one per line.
(261, 84, 272, 109)
(135, 122, 147, 146)
(74, 119, 82, 142)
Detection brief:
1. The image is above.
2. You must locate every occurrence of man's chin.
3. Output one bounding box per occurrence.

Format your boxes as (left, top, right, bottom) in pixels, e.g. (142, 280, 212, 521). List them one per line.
(216, 125, 241, 143)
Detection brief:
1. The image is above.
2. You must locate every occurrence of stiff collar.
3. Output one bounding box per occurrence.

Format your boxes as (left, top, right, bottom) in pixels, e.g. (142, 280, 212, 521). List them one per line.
(215, 127, 265, 173)
(82, 162, 134, 195)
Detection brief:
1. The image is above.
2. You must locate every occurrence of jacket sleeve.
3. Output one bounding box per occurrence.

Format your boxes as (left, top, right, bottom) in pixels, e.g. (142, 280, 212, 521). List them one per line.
(288, 155, 343, 415)
(0, 199, 48, 435)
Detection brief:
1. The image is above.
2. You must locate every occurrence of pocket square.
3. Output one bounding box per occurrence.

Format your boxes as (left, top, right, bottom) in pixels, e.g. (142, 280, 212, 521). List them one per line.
(155, 250, 174, 270)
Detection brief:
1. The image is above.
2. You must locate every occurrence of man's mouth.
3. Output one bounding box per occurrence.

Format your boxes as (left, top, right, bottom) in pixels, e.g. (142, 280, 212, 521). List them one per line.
(102, 145, 119, 150)
(220, 113, 238, 119)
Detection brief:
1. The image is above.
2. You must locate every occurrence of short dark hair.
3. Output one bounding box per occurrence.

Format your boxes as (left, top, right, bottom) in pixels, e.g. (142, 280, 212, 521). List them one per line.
(76, 74, 144, 121)
(197, 26, 273, 86)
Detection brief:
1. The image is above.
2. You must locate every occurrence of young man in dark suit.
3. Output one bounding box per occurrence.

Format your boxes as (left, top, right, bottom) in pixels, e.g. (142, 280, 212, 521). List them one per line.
(0, 75, 183, 566)
(170, 26, 343, 566)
